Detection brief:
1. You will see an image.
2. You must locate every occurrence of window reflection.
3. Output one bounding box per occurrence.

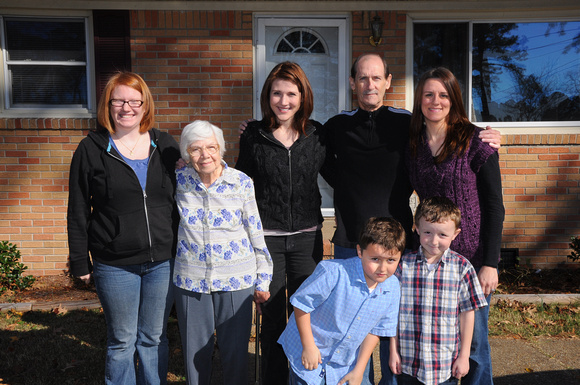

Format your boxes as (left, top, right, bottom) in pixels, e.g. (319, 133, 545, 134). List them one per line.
(473, 22, 580, 122)
(413, 21, 580, 123)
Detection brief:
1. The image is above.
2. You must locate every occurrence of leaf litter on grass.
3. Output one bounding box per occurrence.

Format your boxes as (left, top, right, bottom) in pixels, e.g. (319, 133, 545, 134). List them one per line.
(489, 299, 580, 339)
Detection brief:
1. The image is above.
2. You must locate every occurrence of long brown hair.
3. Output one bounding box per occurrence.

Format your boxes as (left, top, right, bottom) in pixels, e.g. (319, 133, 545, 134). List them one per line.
(409, 67, 475, 163)
(97, 72, 155, 134)
(260, 62, 314, 135)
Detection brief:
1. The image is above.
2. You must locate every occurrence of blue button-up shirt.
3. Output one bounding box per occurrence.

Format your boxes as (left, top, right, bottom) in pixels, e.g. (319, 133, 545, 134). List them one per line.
(279, 257, 400, 384)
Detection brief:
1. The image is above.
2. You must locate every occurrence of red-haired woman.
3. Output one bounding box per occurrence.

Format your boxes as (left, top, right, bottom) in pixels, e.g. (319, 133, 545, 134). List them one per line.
(236, 62, 329, 384)
(68, 72, 180, 385)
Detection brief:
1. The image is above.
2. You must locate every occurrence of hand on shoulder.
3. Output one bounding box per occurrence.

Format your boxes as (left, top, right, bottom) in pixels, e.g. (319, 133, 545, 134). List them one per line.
(479, 126, 502, 149)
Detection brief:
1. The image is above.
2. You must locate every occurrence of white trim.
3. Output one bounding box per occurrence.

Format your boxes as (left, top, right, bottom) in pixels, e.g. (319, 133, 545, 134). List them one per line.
(405, 15, 414, 112)
(321, 208, 335, 218)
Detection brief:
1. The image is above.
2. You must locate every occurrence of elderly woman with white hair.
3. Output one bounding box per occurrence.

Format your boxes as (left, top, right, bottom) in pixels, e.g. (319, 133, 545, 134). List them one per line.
(173, 120, 273, 385)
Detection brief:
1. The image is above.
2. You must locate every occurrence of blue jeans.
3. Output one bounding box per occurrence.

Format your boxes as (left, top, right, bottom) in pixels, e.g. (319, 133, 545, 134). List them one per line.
(462, 292, 494, 385)
(397, 373, 458, 385)
(378, 337, 397, 385)
(93, 259, 174, 385)
(261, 231, 323, 385)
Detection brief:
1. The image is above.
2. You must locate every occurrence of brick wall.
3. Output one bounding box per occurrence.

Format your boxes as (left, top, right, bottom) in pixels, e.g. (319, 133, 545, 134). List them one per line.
(131, 10, 254, 166)
(500, 134, 580, 267)
(352, 11, 407, 109)
(0, 10, 578, 276)
(0, 121, 95, 275)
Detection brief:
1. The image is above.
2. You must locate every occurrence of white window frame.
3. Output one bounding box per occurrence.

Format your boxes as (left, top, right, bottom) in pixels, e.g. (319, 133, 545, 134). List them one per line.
(0, 11, 95, 118)
(406, 15, 580, 134)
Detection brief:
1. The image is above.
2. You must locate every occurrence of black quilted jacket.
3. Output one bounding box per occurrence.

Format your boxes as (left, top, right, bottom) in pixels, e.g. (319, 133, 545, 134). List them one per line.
(236, 119, 330, 232)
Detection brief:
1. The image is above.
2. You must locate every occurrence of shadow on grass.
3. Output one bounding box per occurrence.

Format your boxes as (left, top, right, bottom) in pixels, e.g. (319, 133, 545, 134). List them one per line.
(494, 370, 580, 385)
(1, 309, 107, 385)
(0, 309, 258, 385)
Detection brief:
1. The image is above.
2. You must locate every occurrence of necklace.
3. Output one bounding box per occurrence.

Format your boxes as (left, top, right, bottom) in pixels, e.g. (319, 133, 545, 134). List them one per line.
(115, 133, 142, 156)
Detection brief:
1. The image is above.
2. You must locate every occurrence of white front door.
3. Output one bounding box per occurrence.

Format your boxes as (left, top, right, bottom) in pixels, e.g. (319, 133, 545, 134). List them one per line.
(254, 15, 350, 213)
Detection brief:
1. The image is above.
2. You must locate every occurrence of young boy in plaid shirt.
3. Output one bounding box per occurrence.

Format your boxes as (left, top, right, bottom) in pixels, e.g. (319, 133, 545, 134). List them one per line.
(389, 197, 488, 385)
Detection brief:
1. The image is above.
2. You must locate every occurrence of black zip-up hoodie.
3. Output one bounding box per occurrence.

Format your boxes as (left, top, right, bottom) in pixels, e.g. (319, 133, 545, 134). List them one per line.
(67, 128, 180, 277)
(236, 119, 330, 232)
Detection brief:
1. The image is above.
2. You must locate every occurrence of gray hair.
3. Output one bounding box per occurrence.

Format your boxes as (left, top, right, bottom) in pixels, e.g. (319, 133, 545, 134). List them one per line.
(179, 120, 226, 163)
(350, 53, 390, 79)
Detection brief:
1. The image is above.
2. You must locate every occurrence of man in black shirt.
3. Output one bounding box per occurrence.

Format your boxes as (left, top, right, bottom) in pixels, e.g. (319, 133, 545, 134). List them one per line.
(323, 54, 414, 257)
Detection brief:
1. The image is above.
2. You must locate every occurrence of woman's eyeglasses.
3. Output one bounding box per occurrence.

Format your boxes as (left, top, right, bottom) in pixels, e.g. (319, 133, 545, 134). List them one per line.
(188, 144, 220, 157)
(110, 99, 144, 108)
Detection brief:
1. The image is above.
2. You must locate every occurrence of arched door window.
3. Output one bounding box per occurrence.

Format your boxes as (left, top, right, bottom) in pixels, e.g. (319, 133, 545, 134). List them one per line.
(275, 29, 328, 54)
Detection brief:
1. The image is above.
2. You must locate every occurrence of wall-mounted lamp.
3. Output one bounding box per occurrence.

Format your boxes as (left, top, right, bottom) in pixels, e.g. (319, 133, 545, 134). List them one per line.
(369, 15, 384, 46)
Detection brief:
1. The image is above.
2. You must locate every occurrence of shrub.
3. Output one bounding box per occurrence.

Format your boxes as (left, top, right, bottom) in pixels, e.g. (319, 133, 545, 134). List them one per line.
(0, 241, 36, 294)
(569, 236, 580, 262)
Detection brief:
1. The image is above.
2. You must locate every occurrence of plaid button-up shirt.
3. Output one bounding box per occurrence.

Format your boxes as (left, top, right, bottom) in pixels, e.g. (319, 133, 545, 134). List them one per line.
(396, 247, 487, 385)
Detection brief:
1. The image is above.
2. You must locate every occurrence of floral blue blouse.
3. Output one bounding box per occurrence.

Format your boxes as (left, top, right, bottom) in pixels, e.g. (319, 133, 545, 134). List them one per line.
(173, 162, 273, 293)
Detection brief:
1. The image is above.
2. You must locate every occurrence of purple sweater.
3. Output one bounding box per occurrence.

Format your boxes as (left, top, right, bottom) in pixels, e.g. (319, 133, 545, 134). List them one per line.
(406, 126, 500, 269)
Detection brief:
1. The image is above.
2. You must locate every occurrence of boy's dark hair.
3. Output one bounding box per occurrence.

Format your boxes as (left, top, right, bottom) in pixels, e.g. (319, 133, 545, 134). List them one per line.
(358, 217, 406, 254)
(414, 197, 461, 229)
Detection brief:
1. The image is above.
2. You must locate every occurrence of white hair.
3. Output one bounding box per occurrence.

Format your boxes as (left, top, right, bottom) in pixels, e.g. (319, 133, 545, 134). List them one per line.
(179, 120, 226, 163)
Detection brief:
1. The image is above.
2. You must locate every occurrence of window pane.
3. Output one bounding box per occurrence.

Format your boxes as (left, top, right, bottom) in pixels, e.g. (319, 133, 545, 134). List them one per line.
(413, 23, 469, 106)
(10, 65, 87, 106)
(285, 31, 301, 48)
(5, 18, 86, 62)
(276, 30, 327, 54)
(472, 22, 580, 122)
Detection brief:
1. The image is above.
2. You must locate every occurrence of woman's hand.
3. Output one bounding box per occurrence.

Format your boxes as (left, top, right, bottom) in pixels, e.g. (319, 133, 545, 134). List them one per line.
(78, 274, 91, 285)
(478, 266, 498, 296)
(253, 290, 270, 314)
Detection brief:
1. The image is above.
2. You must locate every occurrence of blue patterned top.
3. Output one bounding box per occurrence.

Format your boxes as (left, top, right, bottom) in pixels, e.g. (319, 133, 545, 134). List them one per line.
(278, 257, 400, 385)
(173, 162, 272, 293)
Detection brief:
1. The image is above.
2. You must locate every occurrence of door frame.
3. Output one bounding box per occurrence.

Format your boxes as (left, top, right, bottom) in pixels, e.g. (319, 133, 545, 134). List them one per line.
(253, 13, 351, 120)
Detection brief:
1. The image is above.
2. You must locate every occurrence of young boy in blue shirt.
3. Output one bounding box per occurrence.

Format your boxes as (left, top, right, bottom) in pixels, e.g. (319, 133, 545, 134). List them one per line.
(278, 217, 405, 385)
(389, 197, 488, 385)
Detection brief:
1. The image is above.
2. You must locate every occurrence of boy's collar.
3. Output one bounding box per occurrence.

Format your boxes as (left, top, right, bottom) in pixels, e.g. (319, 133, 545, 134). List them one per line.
(417, 246, 452, 266)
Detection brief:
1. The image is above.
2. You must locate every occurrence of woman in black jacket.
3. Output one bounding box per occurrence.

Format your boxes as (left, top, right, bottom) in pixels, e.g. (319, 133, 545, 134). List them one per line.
(236, 62, 329, 385)
(67, 72, 180, 385)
